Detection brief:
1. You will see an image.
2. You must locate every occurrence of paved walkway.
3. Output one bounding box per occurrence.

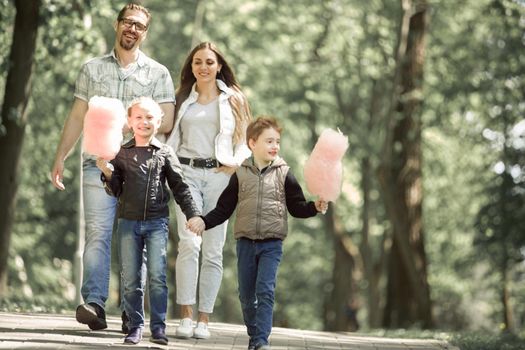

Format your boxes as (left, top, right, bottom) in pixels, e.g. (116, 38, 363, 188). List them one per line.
(0, 312, 459, 350)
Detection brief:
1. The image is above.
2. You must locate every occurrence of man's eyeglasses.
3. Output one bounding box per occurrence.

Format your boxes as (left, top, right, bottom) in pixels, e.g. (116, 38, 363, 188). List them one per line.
(119, 18, 148, 33)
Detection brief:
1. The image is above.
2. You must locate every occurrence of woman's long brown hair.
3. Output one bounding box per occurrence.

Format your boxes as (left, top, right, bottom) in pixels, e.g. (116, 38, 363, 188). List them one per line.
(174, 42, 252, 144)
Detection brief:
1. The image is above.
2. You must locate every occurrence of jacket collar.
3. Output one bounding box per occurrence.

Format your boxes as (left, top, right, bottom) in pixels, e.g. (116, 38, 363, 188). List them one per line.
(122, 137, 163, 149)
(187, 79, 235, 102)
(242, 156, 287, 170)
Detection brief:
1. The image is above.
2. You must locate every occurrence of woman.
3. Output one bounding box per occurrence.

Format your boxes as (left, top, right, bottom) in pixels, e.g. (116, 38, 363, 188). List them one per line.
(167, 42, 252, 339)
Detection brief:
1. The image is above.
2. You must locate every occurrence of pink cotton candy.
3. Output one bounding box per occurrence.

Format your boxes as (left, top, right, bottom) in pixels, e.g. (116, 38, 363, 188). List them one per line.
(82, 96, 126, 160)
(304, 129, 349, 202)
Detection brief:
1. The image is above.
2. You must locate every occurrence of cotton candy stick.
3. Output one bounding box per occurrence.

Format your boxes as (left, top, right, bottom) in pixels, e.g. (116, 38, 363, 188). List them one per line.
(304, 129, 349, 211)
(82, 96, 126, 161)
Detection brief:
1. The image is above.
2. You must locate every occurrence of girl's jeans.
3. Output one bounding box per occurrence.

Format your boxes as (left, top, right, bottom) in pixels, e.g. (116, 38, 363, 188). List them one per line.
(118, 217, 169, 331)
(236, 238, 283, 348)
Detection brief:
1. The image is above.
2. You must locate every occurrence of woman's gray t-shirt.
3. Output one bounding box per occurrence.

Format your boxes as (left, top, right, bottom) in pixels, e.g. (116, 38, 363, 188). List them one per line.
(177, 98, 220, 159)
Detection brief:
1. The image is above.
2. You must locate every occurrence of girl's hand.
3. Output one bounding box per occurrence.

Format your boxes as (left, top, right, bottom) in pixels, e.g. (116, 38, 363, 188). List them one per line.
(96, 157, 113, 179)
(187, 217, 205, 235)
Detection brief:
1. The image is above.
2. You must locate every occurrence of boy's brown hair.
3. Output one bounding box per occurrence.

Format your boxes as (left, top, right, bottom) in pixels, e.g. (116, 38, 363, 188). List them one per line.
(246, 116, 282, 149)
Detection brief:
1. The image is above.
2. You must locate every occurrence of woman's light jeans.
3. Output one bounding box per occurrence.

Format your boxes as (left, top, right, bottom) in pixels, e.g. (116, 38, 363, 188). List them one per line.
(81, 159, 117, 308)
(175, 164, 230, 313)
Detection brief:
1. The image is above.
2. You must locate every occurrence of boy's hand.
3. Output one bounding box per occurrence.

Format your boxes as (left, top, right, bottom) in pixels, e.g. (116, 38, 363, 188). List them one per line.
(187, 216, 205, 235)
(315, 199, 328, 214)
(96, 157, 113, 179)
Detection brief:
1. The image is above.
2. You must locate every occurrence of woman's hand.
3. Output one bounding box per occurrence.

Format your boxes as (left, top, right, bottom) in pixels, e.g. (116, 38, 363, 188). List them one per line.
(215, 165, 237, 176)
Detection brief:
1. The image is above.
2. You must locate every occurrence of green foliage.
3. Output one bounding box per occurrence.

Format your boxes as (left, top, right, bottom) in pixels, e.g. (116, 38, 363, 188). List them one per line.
(450, 331, 525, 350)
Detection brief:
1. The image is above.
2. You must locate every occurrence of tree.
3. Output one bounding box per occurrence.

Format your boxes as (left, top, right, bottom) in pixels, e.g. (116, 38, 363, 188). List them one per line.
(0, 0, 40, 297)
(377, 0, 433, 328)
(473, 0, 525, 333)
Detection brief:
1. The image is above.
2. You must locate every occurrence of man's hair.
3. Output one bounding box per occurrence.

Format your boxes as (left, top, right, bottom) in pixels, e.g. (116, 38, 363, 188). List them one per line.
(246, 116, 282, 146)
(128, 97, 163, 120)
(117, 3, 151, 26)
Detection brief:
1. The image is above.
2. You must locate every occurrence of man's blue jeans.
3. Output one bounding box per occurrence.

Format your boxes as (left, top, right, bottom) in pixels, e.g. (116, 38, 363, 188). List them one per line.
(236, 238, 283, 348)
(81, 160, 117, 308)
(118, 217, 169, 331)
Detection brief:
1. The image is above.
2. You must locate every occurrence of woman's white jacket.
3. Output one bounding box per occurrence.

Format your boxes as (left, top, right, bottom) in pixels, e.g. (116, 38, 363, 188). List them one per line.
(166, 79, 251, 167)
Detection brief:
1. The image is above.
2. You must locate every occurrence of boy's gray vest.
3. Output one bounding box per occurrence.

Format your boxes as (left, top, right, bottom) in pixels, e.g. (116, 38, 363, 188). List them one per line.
(233, 157, 289, 241)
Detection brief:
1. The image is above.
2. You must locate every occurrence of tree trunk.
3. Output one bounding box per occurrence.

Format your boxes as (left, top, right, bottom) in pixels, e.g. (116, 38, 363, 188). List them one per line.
(500, 256, 515, 332)
(378, 0, 433, 328)
(0, 0, 40, 297)
(323, 205, 360, 331)
(359, 157, 385, 328)
(191, 0, 206, 48)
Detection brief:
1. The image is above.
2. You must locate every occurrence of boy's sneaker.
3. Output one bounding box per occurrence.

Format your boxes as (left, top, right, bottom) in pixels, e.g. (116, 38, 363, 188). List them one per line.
(175, 318, 193, 338)
(255, 345, 271, 350)
(124, 327, 142, 344)
(121, 311, 129, 334)
(75, 303, 107, 330)
(150, 328, 168, 345)
(193, 321, 210, 339)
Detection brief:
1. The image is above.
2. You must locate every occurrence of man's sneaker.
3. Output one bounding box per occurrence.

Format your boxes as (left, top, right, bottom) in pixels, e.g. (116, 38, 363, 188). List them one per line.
(124, 327, 142, 344)
(175, 318, 193, 338)
(150, 328, 168, 345)
(121, 311, 129, 334)
(193, 321, 210, 339)
(75, 303, 107, 330)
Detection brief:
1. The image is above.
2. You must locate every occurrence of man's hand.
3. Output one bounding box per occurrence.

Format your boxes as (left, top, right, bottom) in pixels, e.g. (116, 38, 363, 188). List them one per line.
(51, 159, 65, 191)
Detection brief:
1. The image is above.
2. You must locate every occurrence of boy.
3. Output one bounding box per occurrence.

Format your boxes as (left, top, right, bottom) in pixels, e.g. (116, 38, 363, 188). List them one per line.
(97, 97, 201, 345)
(188, 116, 327, 350)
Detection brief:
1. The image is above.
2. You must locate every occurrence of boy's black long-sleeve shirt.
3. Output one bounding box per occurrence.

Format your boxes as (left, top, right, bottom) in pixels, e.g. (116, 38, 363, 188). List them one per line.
(202, 166, 317, 230)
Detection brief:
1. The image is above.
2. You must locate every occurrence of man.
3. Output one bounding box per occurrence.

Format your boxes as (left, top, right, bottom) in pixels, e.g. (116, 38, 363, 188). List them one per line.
(50, 3, 175, 331)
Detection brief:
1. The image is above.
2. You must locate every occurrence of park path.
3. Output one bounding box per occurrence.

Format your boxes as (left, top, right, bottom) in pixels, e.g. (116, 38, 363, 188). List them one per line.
(0, 312, 459, 349)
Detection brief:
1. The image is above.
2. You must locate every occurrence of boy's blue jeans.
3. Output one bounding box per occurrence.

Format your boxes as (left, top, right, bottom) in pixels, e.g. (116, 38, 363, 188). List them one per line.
(236, 238, 283, 348)
(118, 217, 169, 331)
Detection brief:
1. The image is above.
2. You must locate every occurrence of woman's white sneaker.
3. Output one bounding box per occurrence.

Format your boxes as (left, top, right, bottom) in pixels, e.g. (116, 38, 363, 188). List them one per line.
(193, 321, 210, 339)
(175, 318, 194, 338)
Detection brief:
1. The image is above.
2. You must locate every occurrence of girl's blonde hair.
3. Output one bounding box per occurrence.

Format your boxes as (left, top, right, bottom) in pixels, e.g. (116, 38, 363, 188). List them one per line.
(128, 97, 163, 120)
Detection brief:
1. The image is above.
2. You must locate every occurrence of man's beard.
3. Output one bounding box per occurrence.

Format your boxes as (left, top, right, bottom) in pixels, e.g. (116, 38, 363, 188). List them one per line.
(120, 38, 136, 50)
(119, 31, 137, 50)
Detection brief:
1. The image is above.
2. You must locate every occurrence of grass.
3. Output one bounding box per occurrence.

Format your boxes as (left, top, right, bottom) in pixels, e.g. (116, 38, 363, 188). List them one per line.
(450, 332, 525, 350)
(361, 328, 525, 350)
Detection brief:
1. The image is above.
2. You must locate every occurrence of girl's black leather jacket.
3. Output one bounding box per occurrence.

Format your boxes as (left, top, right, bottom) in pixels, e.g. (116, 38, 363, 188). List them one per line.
(102, 138, 200, 221)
